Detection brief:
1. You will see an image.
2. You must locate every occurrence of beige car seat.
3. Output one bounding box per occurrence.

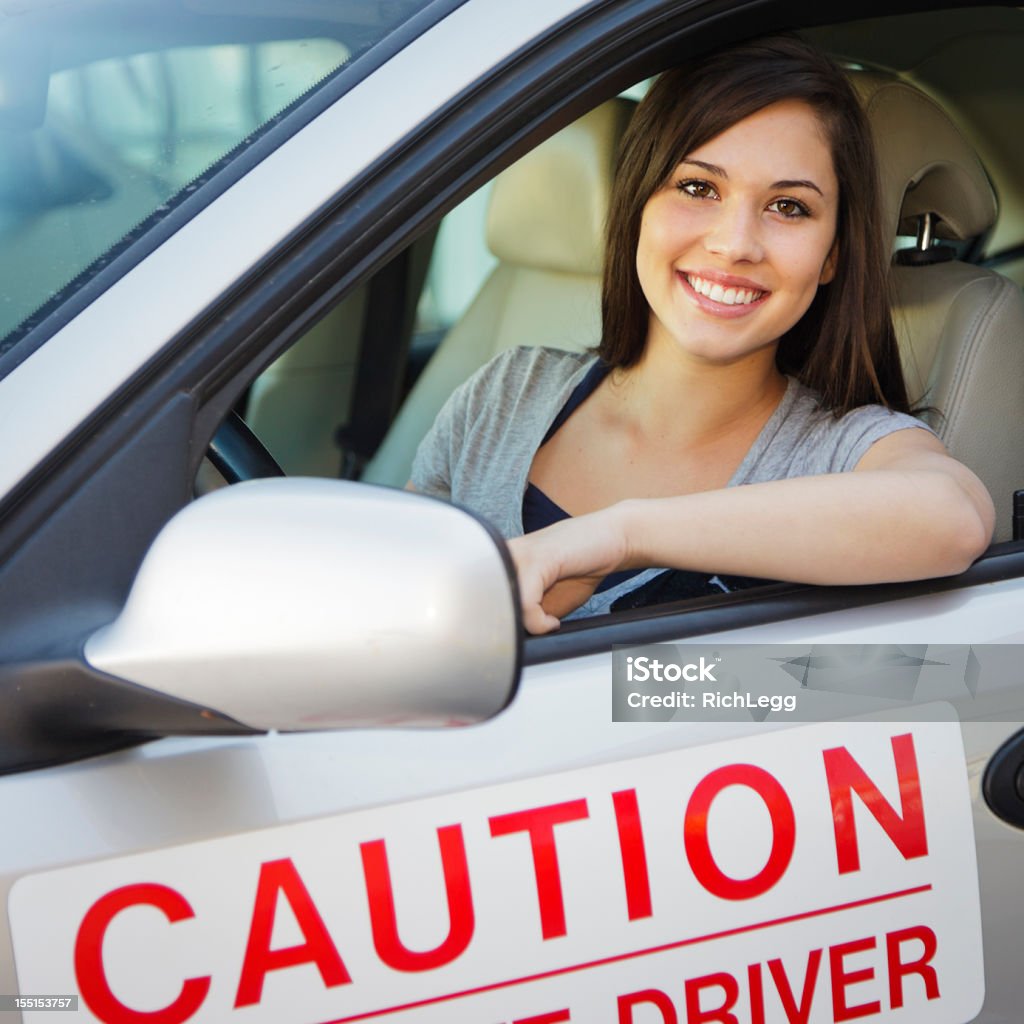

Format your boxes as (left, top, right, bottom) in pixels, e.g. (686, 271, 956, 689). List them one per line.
(363, 99, 634, 487)
(856, 73, 1024, 541)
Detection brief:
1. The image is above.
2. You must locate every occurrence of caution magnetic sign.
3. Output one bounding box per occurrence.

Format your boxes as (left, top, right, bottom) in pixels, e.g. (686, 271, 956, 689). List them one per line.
(9, 719, 983, 1023)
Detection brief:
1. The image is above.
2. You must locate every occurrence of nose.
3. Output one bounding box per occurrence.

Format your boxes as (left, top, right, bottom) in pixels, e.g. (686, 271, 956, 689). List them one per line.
(702, 200, 764, 264)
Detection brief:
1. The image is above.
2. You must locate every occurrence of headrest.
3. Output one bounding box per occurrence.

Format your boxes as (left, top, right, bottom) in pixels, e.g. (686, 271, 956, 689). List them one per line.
(851, 73, 997, 241)
(486, 98, 633, 275)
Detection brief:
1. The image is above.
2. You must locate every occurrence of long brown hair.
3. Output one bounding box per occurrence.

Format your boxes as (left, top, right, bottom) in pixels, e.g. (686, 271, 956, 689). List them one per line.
(599, 35, 910, 414)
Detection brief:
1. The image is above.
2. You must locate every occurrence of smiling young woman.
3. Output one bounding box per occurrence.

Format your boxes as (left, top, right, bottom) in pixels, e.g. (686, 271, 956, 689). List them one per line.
(410, 36, 995, 635)
(636, 99, 839, 367)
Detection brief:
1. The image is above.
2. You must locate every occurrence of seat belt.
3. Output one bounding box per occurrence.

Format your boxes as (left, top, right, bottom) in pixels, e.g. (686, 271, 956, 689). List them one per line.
(336, 227, 437, 479)
(336, 248, 414, 479)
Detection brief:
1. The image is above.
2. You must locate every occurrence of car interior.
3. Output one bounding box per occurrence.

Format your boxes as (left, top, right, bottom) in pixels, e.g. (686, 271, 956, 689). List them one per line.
(232, 6, 1024, 570)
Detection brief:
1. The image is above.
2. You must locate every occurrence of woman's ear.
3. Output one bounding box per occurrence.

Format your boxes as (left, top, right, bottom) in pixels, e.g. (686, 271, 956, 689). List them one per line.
(819, 237, 839, 284)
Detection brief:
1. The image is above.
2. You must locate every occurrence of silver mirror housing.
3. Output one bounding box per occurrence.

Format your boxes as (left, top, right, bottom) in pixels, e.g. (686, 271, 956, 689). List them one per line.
(84, 480, 520, 731)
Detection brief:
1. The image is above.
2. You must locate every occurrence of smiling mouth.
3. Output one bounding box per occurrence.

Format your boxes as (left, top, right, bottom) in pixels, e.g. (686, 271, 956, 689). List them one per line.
(684, 273, 767, 306)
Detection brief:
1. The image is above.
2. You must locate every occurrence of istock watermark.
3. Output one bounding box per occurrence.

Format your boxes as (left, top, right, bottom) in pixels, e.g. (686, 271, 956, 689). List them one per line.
(624, 654, 718, 683)
(612, 643, 1022, 723)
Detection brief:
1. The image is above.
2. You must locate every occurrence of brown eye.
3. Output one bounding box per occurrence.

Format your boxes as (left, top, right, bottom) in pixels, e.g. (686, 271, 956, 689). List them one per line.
(677, 179, 718, 200)
(768, 197, 810, 218)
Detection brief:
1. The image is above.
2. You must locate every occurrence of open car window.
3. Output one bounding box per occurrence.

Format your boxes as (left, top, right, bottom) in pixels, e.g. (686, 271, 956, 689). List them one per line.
(216, 5, 1024, 642)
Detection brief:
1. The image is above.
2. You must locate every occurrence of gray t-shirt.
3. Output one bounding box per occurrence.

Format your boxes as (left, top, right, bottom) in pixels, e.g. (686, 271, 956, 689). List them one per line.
(411, 346, 930, 616)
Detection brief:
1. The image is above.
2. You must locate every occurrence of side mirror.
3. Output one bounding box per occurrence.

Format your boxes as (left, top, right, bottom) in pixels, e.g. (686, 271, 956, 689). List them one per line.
(84, 480, 521, 731)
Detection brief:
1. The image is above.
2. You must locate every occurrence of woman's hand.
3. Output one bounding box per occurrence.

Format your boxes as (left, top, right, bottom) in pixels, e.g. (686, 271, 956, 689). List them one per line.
(508, 507, 630, 634)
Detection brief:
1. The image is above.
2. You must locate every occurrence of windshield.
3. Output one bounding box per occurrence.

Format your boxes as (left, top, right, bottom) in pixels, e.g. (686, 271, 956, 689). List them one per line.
(0, 0, 440, 362)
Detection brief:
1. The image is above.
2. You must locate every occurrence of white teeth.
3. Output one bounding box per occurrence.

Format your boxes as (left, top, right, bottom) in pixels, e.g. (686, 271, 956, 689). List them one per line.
(686, 274, 764, 305)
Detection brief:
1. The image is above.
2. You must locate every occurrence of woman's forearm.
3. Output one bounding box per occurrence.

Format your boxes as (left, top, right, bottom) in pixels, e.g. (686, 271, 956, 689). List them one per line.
(614, 464, 993, 585)
(509, 433, 995, 633)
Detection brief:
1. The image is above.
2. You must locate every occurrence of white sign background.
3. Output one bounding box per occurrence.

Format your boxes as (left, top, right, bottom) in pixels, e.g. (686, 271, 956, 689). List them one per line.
(9, 720, 983, 1024)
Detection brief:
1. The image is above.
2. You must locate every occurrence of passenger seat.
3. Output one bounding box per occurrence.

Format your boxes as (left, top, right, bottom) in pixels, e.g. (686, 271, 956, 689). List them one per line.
(855, 73, 1024, 541)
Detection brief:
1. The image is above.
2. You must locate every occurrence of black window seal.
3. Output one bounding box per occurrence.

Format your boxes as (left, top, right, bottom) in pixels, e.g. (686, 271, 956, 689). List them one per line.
(522, 542, 1024, 665)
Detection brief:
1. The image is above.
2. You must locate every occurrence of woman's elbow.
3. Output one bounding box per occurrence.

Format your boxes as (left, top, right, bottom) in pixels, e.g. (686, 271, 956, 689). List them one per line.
(934, 477, 995, 575)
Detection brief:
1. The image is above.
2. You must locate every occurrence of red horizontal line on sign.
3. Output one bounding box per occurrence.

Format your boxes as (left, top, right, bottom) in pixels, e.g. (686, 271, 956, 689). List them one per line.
(318, 883, 932, 1024)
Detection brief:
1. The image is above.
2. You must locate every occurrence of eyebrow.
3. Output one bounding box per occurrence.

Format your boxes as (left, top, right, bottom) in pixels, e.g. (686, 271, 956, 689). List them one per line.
(680, 159, 824, 197)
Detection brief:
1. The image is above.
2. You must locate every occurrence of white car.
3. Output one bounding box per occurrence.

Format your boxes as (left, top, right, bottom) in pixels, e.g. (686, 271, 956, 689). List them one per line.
(0, 1, 1023, 1022)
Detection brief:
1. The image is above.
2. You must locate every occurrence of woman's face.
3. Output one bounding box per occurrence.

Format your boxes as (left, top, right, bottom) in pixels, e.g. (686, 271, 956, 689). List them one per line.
(635, 99, 840, 369)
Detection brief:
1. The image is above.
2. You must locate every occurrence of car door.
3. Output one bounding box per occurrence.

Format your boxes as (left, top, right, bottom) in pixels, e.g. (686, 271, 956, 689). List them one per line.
(1, 0, 1023, 1021)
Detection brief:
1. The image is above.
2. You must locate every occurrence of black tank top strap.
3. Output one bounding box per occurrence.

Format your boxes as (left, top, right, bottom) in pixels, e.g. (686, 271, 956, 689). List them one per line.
(538, 358, 611, 447)
(524, 357, 611, 536)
